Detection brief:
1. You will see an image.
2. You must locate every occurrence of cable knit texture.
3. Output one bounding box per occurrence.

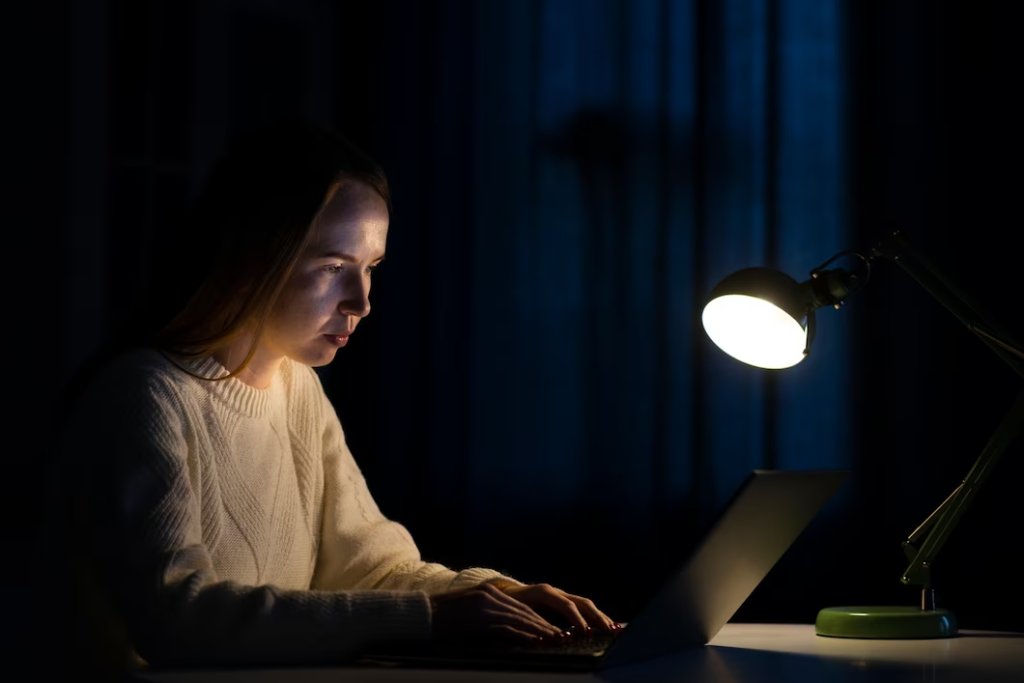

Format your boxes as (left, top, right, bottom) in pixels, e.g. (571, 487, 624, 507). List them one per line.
(46, 349, 518, 669)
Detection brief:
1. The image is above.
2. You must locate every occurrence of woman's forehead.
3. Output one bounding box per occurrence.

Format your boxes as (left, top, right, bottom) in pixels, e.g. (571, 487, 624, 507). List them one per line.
(310, 183, 388, 256)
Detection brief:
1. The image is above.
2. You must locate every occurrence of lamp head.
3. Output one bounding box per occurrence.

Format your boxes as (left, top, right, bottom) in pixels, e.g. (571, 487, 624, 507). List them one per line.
(701, 264, 858, 369)
(701, 267, 813, 369)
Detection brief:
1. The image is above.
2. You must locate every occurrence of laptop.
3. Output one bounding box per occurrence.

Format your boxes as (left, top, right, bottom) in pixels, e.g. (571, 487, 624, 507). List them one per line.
(359, 469, 848, 672)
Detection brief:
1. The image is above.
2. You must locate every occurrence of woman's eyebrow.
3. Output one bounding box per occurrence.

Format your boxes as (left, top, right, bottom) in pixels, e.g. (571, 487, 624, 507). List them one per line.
(313, 250, 386, 262)
(315, 250, 358, 261)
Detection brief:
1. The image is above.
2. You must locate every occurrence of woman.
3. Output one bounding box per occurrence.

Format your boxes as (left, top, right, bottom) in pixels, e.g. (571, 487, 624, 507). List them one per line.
(45, 123, 615, 674)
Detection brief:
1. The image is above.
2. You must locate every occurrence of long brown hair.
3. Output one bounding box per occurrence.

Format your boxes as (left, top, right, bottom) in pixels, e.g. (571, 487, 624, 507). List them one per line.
(148, 123, 390, 377)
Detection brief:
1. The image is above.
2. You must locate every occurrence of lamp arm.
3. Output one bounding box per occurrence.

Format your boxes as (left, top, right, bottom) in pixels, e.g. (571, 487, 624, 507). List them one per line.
(903, 482, 964, 550)
(870, 231, 1024, 379)
(864, 232, 1024, 592)
(970, 326, 1024, 361)
(900, 389, 1024, 589)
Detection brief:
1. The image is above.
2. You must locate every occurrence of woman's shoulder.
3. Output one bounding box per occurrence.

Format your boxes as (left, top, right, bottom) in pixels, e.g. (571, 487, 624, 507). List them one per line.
(56, 348, 199, 455)
(94, 347, 191, 388)
(67, 347, 195, 413)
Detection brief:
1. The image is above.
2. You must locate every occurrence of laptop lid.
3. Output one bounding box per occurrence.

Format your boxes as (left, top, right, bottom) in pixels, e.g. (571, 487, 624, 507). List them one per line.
(599, 468, 847, 669)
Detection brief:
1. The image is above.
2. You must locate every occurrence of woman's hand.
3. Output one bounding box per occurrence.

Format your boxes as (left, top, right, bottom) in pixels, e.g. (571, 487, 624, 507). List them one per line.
(491, 581, 619, 636)
(429, 583, 564, 646)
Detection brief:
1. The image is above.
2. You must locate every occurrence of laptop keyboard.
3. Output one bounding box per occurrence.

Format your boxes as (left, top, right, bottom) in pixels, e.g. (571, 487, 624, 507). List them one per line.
(358, 631, 621, 667)
(505, 632, 617, 657)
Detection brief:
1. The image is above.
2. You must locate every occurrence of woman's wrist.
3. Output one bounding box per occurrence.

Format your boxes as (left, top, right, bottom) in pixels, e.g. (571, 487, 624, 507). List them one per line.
(482, 577, 520, 591)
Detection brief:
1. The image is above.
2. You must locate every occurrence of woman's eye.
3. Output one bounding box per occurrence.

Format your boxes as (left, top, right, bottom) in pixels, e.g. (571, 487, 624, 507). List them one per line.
(325, 263, 379, 276)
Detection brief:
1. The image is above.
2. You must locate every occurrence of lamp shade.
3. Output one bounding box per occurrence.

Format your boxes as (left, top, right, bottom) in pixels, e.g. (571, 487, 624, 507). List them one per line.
(701, 267, 811, 369)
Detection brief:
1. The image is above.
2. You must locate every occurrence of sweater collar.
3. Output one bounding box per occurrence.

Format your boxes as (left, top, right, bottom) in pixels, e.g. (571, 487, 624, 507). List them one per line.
(164, 352, 284, 418)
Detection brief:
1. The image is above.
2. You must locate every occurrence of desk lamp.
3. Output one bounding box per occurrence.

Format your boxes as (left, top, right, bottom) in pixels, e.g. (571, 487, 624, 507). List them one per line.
(701, 230, 1024, 638)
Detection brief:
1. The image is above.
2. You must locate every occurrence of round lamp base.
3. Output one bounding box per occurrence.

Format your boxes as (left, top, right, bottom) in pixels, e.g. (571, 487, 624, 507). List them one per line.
(815, 606, 958, 639)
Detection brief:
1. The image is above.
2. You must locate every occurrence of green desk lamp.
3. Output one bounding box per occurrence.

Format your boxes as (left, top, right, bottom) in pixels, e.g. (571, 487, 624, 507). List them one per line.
(701, 230, 1024, 639)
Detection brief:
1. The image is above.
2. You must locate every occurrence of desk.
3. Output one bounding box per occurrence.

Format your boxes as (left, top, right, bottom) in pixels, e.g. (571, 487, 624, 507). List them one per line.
(134, 623, 1024, 683)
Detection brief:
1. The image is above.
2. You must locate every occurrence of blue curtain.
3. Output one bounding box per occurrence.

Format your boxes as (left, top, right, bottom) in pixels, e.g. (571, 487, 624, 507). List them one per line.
(352, 0, 851, 615)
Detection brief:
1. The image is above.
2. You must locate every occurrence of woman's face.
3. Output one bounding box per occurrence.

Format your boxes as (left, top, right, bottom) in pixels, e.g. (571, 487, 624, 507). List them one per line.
(262, 180, 388, 368)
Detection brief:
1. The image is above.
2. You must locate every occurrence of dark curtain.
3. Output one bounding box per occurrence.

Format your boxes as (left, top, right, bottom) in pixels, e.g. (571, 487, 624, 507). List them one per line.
(338, 0, 853, 623)
(11, 0, 1022, 639)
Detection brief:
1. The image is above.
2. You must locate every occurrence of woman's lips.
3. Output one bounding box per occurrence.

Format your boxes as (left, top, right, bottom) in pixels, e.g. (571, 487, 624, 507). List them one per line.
(323, 334, 350, 347)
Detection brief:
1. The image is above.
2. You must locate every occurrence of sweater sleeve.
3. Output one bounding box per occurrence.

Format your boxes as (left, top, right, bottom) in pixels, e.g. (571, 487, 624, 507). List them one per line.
(310, 378, 521, 596)
(78, 358, 432, 667)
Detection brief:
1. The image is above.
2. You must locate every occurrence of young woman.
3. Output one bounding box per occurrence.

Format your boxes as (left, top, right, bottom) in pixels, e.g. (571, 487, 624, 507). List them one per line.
(44, 124, 615, 674)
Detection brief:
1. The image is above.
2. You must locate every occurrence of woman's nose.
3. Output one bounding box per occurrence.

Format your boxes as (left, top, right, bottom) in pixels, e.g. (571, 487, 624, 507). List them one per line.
(338, 275, 371, 317)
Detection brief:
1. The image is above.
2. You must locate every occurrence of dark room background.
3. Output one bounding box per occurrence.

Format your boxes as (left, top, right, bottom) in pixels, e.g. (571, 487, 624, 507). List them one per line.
(10, 0, 1022, 641)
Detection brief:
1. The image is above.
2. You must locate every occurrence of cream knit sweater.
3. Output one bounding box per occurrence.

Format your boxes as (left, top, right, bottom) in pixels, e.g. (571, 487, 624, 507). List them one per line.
(50, 348, 516, 667)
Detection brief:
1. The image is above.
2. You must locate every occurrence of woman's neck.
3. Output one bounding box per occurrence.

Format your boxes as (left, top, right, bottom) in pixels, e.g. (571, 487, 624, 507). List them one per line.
(211, 332, 284, 390)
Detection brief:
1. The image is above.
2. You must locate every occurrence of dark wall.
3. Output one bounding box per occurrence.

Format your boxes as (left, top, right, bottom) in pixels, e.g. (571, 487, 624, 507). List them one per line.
(9, 0, 1023, 647)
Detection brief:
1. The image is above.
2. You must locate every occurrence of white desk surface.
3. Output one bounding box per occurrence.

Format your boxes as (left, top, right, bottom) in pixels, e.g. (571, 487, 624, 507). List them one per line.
(134, 623, 1024, 683)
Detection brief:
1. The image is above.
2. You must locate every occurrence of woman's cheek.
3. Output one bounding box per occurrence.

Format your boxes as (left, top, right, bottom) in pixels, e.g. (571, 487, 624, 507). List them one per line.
(276, 280, 329, 320)
(290, 274, 331, 300)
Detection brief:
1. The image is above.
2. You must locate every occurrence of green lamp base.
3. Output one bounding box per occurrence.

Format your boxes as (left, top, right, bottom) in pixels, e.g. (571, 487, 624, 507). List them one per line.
(815, 606, 958, 639)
